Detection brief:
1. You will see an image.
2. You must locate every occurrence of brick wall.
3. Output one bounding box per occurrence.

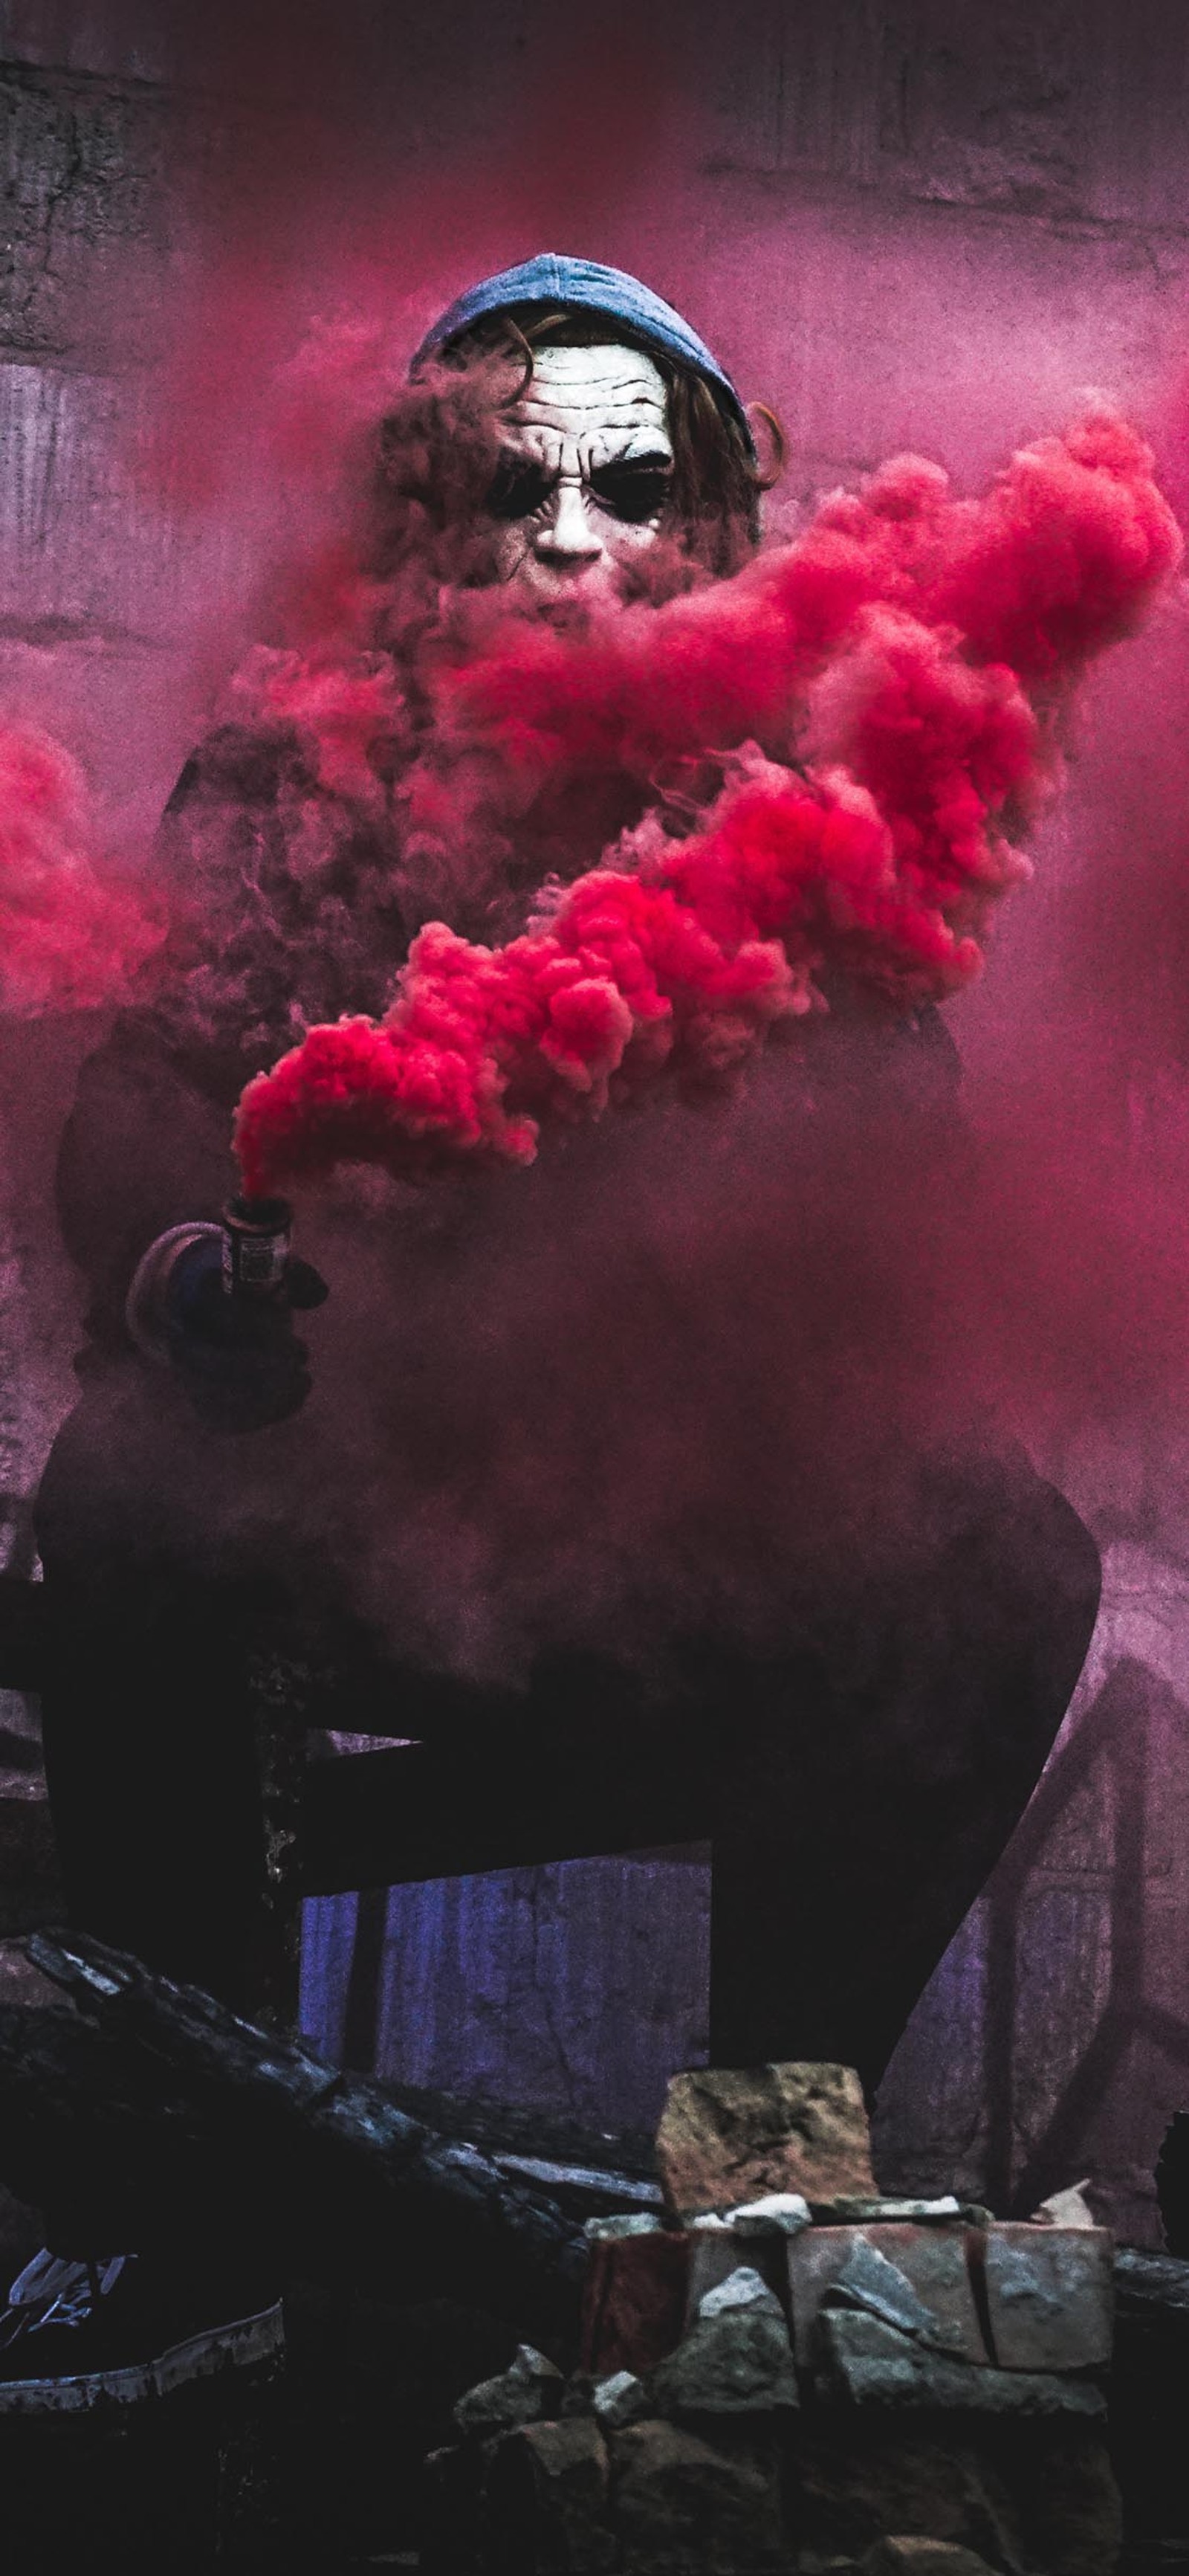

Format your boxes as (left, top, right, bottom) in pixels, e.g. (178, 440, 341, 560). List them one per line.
(6, 0, 1189, 2239)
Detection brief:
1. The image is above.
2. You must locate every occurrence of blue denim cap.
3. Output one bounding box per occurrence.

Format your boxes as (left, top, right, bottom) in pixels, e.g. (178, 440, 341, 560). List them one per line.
(411, 253, 754, 456)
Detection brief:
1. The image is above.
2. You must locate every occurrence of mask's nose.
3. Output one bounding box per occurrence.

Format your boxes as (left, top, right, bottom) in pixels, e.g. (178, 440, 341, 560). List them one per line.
(533, 478, 604, 569)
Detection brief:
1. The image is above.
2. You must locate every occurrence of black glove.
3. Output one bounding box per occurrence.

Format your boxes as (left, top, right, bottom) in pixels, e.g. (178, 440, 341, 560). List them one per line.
(163, 1233, 328, 1433)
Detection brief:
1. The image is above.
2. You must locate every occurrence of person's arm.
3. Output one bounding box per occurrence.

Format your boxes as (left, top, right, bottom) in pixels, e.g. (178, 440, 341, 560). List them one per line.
(56, 1010, 327, 1431)
(57, 720, 332, 1376)
(56, 1013, 239, 1368)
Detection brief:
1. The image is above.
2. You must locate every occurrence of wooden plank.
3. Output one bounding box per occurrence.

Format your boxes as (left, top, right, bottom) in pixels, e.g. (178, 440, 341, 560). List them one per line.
(300, 1735, 713, 1897)
(0, 1575, 48, 1691)
(0, 1793, 61, 1931)
(6, 1930, 587, 2349)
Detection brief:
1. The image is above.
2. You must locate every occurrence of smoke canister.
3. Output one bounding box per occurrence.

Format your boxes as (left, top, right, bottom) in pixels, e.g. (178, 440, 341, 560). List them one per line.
(221, 1194, 293, 1299)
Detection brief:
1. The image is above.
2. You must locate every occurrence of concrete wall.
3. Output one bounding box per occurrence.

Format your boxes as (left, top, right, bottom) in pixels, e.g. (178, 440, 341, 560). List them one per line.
(6, 0, 1189, 2237)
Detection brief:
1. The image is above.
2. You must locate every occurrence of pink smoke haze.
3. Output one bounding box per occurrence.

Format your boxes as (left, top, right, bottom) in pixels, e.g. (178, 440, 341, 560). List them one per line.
(234, 411, 1180, 1199)
(0, 725, 163, 1016)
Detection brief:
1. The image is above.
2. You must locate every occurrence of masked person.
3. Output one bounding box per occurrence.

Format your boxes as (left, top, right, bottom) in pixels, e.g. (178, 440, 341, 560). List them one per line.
(3, 259, 1100, 2388)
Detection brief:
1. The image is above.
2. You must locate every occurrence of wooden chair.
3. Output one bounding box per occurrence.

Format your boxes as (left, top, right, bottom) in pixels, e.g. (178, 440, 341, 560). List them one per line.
(0, 1575, 722, 2036)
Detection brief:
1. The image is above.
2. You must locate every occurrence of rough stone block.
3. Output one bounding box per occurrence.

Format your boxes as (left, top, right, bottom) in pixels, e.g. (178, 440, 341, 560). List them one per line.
(580, 2229, 691, 2379)
(562, 2366, 652, 2431)
(788, 2225, 988, 2369)
(485, 2415, 617, 2573)
(1011, 2424, 1123, 2576)
(584, 2213, 665, 2241)
(453, 2342, 563, 2438)
(730, 2192, 812, 2233)
(699, 2265, 785, 2319)
(817, 2310, 1106, 2417)
(592, 2369, 652, 2430)
(798, 2418, 1121, 2576)
(982, 2224, 1113, 2372)
(656, 2063, 875, 2220)
(609, 2417, 791, 2572)
(796, 2421, 1025, 2571)
(649, 2303, 800, 2419)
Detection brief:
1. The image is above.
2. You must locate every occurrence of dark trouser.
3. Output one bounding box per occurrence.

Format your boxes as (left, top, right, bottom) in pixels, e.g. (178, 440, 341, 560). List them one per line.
(37, 1561, 273, 2013)
(704, 1473, 1101, 2092)
(35, 1378, 1101, 2089)
(35, 1375, 294, 2016)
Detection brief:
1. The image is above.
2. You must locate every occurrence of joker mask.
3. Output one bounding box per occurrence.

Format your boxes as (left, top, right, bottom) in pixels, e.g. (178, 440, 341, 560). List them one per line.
(484, 342, 674, 604)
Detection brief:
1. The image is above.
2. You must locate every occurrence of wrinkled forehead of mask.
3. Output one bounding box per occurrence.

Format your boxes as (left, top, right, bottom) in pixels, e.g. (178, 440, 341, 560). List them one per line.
(497, 342, 672, 464)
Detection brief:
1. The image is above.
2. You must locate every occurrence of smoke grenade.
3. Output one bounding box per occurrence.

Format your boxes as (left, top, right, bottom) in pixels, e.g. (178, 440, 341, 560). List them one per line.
(221, 1195, 294, 1299)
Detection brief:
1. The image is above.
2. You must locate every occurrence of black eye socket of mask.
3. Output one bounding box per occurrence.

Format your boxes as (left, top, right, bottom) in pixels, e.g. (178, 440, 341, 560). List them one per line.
(485, 458, 559, 520)
(484, 451, 675, 526)
(587, 456, 674, 523)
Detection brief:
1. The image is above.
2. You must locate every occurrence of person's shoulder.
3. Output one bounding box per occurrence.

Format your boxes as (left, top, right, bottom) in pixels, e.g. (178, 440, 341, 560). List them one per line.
(149, 680, 412, 1071)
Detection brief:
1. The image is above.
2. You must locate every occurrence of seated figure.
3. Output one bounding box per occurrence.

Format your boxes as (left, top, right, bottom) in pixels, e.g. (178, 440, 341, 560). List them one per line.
(7, 256, 1100, 2384)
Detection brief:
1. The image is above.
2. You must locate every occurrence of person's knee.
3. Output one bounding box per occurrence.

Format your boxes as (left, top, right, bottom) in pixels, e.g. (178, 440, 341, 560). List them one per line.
(1008, 1478, 1101, 1690)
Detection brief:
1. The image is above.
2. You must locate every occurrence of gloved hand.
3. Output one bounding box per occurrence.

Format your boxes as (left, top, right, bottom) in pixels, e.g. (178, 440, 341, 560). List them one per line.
(162, 1231, 328, 1433)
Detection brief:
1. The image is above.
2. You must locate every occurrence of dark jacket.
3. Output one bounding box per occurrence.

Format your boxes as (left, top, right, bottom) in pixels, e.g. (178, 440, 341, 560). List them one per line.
(56, 717, 415, 1366)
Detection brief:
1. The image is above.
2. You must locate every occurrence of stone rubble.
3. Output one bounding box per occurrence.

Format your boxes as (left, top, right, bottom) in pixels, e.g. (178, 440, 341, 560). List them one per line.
(730, 2192, 814, 2234)
(687, 2208, 796, 2319)
(1028, 2181, 1096, 2230)
(579, 2218, 691, 2378)
(699, 2264, 785, 2317)
(649, 2263, 801, 2420)
(584, 2210, 665, 2240)
(816, 2308, 1107, 2417)
(484, 2414, 617, 2572)
(590, 2366, 652, 2430)
(424, 2060, 1124, 2573)
(451, 2340, 563, 2438)
(648, 2303, 801, 2420)
(982, 2221, 1113, 2372)
(796, 2424, 1026, 2574)
(610, 2416, 789, 2575)
(791, 2226, 988, 2364)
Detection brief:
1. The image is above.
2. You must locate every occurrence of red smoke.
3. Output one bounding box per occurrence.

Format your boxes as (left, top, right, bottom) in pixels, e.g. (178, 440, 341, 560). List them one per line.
(427, 415, 1176, 785)
(0, 725, 163, 1016)
(234, 410, 1179, 1197)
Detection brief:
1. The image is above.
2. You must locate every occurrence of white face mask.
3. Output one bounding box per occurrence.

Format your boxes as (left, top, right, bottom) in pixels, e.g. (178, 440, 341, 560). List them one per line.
(485, 342, 674, 604)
